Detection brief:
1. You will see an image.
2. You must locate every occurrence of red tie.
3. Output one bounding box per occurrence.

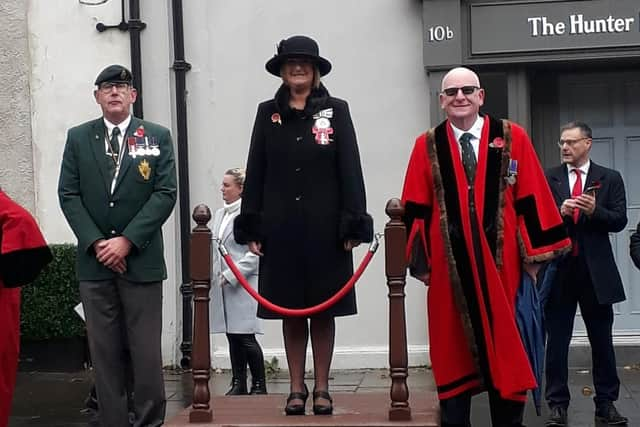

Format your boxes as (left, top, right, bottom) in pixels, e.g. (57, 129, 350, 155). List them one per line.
(571, 169, 582, 255)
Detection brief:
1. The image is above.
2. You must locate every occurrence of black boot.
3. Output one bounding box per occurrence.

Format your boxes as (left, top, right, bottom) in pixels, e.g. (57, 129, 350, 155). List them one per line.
(244, 334, 267, 395)
(226, 377, 248, 396)
(226, 334, 248, 396)
(250, 378, 267, 395)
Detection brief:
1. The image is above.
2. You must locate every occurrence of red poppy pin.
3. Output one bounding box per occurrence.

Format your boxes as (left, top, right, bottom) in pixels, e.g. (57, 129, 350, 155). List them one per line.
(489, 137, 505, 148)
(585, 181, 602, 195)
(134, 125, 145, 137)
(271, 113, 281, 125)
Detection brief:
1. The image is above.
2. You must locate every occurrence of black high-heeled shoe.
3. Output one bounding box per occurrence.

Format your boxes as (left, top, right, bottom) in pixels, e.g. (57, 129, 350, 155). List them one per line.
(312, 389, 333, 415)
(284, 384, 308, 415)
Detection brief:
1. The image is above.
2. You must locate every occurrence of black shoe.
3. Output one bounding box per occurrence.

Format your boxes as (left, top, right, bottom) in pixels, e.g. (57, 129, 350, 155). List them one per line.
(284, 384, 308, 415)
(225, 377, 248, 395)
(595, 402, 628, 425)
(546, 406, 567, 426)
(312, 389, 333, 415)
(249, 379, 268, 395)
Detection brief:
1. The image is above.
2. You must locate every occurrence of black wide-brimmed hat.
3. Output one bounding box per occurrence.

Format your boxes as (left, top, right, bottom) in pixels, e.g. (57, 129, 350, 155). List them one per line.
(265, 35, 332, 77)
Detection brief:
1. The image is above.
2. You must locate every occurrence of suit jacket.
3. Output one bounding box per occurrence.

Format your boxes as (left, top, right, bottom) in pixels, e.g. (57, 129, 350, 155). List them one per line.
(631, 220, 640, 270)
(209, 204, 261, 334)
(545, 161, 627, 304)
(58, 116, 177, 282)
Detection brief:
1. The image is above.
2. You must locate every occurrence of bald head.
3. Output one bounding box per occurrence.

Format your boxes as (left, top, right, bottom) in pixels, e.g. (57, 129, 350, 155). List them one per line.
(441, 67, 480, 92)
(439, 67, 484, 131)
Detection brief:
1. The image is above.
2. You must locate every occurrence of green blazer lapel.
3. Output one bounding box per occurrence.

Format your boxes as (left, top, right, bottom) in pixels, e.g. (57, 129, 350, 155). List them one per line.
(114, 116, 140, 192)
(89, 119, 113, 193)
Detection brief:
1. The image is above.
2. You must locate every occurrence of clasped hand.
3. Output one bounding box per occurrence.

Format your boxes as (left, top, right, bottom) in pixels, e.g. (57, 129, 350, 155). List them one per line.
(561, 193, 595, 217)
(94, 236, 132, 274)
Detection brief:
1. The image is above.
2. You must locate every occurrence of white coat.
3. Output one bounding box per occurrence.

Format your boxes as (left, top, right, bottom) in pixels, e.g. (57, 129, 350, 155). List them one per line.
(209, 202, 262, 334)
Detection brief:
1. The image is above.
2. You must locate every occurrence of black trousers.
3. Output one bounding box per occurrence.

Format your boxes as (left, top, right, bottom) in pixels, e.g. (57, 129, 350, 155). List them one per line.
(544, 255, 619, 410)
(226, 333, 265, 382)
(440, 388, 525, 427)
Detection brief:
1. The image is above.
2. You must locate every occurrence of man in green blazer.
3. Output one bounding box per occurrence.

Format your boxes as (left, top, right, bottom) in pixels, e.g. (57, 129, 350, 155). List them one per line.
(58, 64, 177, 427)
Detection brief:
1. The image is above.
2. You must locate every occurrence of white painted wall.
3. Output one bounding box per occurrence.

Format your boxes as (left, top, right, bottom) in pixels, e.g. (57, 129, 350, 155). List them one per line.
(27, 0, 431, 369)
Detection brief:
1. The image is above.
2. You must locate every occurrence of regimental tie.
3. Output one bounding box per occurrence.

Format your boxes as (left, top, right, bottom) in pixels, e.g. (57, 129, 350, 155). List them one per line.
(459, 132, 477, 184)
(109, 126, 121, 159)
(571, 168, 582, 255)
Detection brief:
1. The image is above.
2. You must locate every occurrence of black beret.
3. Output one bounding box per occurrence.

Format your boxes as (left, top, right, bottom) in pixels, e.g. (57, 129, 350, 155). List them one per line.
(94, 64, 133, 86)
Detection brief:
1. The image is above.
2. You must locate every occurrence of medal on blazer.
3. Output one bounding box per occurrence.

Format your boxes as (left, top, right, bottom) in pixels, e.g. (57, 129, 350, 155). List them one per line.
(312, 117, 334, 145)
(313, 108, 333, 119)
(138, 159, 151, 181)
(506, 159, 518, 185)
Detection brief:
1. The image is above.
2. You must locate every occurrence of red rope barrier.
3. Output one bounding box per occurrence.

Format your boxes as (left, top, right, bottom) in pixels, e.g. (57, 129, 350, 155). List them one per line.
(219, 239, 378, 317)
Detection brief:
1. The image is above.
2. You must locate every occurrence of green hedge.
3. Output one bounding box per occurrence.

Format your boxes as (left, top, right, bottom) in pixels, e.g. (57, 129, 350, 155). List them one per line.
(20, 243, 85, 340)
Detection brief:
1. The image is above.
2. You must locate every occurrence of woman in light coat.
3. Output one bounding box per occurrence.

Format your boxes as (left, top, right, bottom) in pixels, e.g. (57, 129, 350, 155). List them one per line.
(210, 168, 266, 395)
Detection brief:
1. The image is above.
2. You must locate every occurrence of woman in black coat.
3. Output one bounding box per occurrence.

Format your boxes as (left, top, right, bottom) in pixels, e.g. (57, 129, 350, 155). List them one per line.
(235, 35, 372, 415)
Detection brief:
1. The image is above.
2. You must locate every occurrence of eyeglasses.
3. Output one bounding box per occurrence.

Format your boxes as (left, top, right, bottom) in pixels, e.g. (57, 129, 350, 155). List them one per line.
(98, 82, 131, 93)
(442, 86, 480, 97)
(557, 137, 588, 147)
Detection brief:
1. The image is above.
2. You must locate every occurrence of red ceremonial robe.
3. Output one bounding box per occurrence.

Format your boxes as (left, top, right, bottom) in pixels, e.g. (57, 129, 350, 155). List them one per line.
(401, 116, 570, 402)
(0, 191, 52, 427)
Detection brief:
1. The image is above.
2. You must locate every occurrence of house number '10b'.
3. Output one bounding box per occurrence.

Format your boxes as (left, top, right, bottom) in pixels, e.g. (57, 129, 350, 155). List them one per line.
(427, 25, 454, 42)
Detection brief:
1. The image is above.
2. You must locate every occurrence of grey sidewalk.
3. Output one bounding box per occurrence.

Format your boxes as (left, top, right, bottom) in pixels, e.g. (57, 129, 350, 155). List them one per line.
(9, 365, 640, 426)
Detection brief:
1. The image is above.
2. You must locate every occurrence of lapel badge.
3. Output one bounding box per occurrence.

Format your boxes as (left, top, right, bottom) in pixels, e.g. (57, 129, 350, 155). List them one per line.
(271, 113, 281, 125)
(134, 125, 145, 137)
(506, 158, 518, 185)
(138, 159, 151, 181)
(312, 117, 334, 145)
(313, 108, 333, 119)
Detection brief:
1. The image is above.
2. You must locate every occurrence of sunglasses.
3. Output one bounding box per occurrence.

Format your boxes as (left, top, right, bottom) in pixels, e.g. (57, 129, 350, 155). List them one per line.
(442, 86, 480, 97)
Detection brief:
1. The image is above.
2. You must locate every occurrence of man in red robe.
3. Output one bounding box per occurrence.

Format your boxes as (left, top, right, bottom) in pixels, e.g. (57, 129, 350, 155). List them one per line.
(401, 67, 571, 427)
(0, 190, 52, 427)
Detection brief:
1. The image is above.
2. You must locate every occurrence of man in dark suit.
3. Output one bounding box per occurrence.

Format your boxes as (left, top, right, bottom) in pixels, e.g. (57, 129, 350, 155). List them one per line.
(544, 121, 628, 426)
(58, 65, 177, 427)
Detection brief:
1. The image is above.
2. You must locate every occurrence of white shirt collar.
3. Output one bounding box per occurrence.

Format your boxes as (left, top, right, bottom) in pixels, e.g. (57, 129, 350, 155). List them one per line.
(450, 115, 484, 142)
(567, 159, 591, 176)
(103, 115, 131, 138)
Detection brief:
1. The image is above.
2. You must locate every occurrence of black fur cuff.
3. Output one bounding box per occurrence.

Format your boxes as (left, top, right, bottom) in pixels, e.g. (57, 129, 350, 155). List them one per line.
(339, 212, 374, 242)
(233, 213, 262, 244)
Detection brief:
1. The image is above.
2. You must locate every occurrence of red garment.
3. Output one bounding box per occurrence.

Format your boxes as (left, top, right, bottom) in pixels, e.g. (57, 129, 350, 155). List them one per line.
(402, 116, 570, 402)
(0, 287, 20, 427)
(0, 191, 52, 427)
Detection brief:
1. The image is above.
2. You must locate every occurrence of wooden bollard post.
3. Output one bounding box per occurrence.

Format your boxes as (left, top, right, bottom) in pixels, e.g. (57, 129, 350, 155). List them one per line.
(385, 198, 411, 421)
(189, 204, 213, 423)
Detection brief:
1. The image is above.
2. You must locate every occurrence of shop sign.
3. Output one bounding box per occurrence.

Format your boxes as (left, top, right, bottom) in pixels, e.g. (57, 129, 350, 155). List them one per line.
(470, 0, 640, 55)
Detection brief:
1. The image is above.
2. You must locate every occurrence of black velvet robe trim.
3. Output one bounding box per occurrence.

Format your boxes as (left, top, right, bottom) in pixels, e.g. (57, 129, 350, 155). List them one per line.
(515, 196, 571, 262)
(428, 125, 489, 388)
(437, 372, 482, 394)
(0, 246, 53, 288)
(403, 200, 431, 235)
(403, 201, 432, 279)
